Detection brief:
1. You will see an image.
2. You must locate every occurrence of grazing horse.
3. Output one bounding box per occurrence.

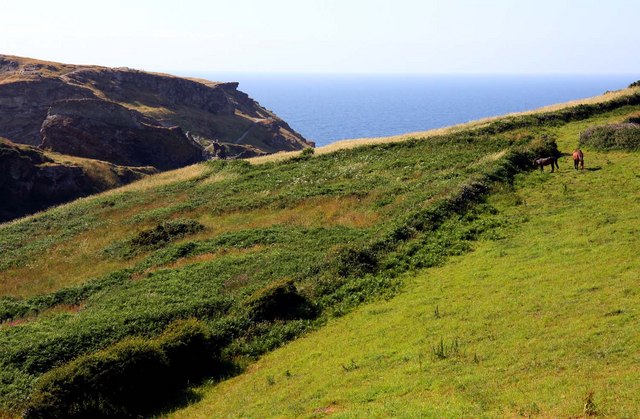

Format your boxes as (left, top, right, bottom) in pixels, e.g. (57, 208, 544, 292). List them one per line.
(572, 149, 584, 170)
(534, 157, 559, 173)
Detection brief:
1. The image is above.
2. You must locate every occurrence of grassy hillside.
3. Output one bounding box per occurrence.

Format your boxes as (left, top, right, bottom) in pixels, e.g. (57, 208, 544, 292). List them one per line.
(168, 118, 640, 418)
(1, 88, 639, 416)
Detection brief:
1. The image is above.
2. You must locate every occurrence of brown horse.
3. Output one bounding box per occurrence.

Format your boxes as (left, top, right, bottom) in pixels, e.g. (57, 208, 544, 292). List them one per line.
(534, 157, 559, 172)
(572, 149, 584, 170)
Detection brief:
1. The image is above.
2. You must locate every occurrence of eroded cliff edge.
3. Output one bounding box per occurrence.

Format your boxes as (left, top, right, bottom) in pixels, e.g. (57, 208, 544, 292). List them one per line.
(0, 54, 312, 163)
(0, 55, 312, 221)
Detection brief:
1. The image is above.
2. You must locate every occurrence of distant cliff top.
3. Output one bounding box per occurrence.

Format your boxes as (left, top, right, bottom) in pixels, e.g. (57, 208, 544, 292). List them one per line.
(0, 54, 312, 159)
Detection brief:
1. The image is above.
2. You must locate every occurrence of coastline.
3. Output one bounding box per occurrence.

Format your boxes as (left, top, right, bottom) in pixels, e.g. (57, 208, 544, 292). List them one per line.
(248, 85, 639, 164)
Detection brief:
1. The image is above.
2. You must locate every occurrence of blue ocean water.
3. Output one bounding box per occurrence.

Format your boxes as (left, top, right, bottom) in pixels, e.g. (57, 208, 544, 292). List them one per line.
(193, 73, 638, 147)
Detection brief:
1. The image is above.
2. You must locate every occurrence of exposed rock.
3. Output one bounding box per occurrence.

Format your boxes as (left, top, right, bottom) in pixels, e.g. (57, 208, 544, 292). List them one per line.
(40, 99, 204, 170)
(0, 55, 312, 163)
(0, 78, 95, 146)
(0, 138, 156, 222)
(0, 55, 312, 222)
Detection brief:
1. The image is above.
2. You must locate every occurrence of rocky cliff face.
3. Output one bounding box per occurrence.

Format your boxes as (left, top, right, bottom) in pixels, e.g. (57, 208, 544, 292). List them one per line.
(0, 138, 156, 222)
(40, 99, 203, 170)
(0, 55, 312, 164)
(0, 55, 312, 221)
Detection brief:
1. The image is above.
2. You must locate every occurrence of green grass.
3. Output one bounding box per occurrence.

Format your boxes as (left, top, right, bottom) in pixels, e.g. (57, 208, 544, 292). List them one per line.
(0, 93, 639, 416)
(0, 122, 519, 413)
(167, 122, 640, 418)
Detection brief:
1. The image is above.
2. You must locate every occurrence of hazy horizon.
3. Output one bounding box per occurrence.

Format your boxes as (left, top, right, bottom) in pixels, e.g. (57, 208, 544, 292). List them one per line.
(3, 0, 640, 75)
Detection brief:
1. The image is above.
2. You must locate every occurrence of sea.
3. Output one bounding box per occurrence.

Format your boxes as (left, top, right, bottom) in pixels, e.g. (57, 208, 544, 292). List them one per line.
(190, 74, 638, 147)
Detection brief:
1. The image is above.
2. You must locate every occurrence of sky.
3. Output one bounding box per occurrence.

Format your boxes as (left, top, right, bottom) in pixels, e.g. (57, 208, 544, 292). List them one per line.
(2, 0, 639, 74)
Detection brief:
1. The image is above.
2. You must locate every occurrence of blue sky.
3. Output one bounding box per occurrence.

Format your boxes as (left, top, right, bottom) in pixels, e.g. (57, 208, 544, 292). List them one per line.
(2, 0, 639, 74)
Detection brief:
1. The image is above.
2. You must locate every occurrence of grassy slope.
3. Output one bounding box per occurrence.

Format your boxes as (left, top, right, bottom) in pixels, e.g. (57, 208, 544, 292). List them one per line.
(167, 115, 640, 416)
(1, 90, 639, 415)
(0, 112, 519, 412)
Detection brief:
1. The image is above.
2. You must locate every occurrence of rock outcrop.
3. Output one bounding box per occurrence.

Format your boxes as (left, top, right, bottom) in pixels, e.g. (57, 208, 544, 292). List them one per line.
(0, 55, 312, 164)
(0, 55, 312, 222)
(40, 99, 203, 170)
(0, 138, 156, 222)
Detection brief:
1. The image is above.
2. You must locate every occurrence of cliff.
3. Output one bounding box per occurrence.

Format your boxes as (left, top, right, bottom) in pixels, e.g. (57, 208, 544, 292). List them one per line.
(0, 137, 156, 222)
(0, 55, 312, 163)
(40, 99, 203, 170)
(0, 55, 312, 221)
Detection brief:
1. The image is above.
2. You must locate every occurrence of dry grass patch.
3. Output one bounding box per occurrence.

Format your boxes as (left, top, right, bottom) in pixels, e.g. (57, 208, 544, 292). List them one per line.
(0, 219, 152, 297)
(101, 164, 208, 196)
(197, 195, 381, 236)
(199, 171, 239, 185)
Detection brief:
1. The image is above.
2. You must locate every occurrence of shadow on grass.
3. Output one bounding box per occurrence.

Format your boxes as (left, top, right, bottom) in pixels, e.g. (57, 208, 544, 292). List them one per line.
(151, 359, 244, 417)
(584, 166, 602, 172)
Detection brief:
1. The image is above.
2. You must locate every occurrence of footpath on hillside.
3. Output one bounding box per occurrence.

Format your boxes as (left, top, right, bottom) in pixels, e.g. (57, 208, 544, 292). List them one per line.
(169, 112, 640, 417)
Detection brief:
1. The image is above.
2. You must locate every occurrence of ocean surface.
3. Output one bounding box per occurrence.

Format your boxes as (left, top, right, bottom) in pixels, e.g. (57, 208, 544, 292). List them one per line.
(190, 74, 638, 147)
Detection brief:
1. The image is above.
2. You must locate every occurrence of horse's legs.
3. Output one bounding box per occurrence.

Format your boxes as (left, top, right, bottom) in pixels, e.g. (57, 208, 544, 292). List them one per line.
(574, 159, 578, 170)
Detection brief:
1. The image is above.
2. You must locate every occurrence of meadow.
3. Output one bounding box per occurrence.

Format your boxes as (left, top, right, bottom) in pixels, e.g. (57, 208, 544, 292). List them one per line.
(0, 87, 639, 416)
(168, 105, 640, 418)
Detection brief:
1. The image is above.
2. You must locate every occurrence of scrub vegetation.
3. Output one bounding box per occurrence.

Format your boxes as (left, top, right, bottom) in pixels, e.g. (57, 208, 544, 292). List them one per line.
(169, 117, 640, 418)
(1, 87, 639, 417)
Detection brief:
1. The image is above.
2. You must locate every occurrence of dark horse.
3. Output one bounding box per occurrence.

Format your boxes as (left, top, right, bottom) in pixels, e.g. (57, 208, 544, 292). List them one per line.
(534, 156, 559, 172)
(572, 149, 584, 170)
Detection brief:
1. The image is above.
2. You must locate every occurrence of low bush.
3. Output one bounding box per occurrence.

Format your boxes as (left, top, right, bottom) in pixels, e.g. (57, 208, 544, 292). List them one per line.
(526, 135, 561, 158)
(24, 319, 221, 418)
(159, 319, 222, 382)
(332, 246, 379, 278)
(131, 219, 204, 250)
(244, 278, 316, 322)
(24, 338, 171, 418)
(580, 123, 640, 151)
(103, 219, 204, 258)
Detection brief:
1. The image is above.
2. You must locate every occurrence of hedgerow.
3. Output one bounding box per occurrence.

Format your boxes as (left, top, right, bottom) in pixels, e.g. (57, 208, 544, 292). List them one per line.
(24, 319, 220, 418)
(579, 123, 640, 151)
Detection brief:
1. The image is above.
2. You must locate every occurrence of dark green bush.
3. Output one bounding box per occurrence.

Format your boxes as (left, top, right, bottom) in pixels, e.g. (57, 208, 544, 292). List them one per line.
(332, 246, 379, 278)
(244, 278, 316, 321)
(301, 147, 315, 157)
(24, 319, 221, 418)
(526, 135, 561, 158)
(25, 338, 171, 418)
(625, 113, 640, 124)
(579, 123, 640, 151)
(159, 318, 220, 382)
(103, 219, 204, 259)
(131, 219, 204, 250)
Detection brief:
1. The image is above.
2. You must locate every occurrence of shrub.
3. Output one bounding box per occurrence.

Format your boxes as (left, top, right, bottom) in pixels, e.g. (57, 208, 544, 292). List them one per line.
(527, 135, 561, 158)
(291, 146, 315, 162)
(159, 318, 220, 382)
(103, 219, 204, 259)
(25, 338, 171, 418)
(244, 278, 316, 321)
(580, 123, 640, 151)
(24, 319, 221, 418)
(625, 113, 640, 124)
(131, 219, 204, 250)
(332, 246, 379, 278)
(301, 147, 315, 157)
